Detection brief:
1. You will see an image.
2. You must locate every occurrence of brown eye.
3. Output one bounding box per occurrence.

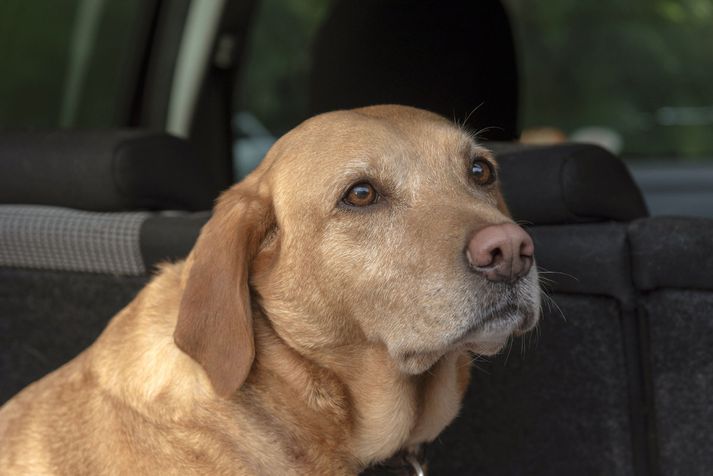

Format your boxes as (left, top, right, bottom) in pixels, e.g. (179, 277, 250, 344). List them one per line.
(343, 182, 378, 207)
(470, 158, 496, 185)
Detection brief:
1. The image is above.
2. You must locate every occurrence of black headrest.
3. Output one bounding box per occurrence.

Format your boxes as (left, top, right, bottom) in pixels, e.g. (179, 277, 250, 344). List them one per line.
(0, 130, 219, 211)
(309, 0, 519, 141)
(492, 143, 649, 224)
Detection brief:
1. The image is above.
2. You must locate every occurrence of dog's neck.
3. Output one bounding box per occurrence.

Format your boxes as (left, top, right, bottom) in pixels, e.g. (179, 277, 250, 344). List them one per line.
(249, 313, 470, 470)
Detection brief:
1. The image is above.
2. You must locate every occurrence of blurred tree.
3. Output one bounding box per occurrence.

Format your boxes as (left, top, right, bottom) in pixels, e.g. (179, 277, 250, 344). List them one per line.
(504, 0, 713, 158)
(236, 0, 331, 135)
(0, 0, 78, 126)
(0, 0, 146, 128)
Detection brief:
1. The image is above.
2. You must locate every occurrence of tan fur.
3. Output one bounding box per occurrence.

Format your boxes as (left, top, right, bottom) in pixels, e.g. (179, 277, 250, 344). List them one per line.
(0, 105, 540, 475)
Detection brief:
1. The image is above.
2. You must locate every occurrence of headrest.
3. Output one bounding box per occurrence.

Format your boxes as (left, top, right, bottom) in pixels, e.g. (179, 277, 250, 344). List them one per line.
(492, 143, 649, 224)
(309, 0, 519, 140)
(0, 130, 218, 211)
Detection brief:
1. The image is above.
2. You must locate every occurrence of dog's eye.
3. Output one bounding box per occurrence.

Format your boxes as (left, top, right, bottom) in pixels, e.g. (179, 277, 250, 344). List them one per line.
(343, 183, 378, 207)
(470, 158, 496, 185)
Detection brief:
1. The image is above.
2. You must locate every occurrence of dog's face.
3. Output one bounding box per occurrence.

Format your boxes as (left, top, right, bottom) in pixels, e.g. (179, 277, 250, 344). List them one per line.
(175, 105, 540, 396)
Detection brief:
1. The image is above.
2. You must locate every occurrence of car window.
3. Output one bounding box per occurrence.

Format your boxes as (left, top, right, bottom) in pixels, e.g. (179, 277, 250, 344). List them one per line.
(0, 0, 148, 128)
(233, 0, 331, 178)
(504, 0, 713, 160)
(234, 0, 713, 181)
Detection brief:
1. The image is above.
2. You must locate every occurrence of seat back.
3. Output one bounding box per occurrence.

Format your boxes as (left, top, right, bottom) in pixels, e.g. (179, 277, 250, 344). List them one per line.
(629, 217, 713, 474)
(0, 131, 211, 401)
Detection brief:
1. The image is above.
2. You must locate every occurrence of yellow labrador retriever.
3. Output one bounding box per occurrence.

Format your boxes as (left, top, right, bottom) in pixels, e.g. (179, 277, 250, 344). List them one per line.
(0, 105, 540, 475)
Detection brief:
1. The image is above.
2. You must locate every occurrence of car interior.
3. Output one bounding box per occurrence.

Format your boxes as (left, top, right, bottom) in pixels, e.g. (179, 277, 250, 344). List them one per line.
(1, 1, 712, 474)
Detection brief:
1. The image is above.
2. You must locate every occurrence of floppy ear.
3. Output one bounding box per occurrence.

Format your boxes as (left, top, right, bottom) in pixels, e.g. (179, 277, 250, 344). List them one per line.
(174, 184, 274, 397)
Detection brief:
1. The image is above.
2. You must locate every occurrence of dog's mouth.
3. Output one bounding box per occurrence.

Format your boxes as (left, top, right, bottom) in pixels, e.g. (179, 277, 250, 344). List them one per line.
(392, 273, 541, 374)
(454, 277, 541, 355)
(395, 304, 537, 373)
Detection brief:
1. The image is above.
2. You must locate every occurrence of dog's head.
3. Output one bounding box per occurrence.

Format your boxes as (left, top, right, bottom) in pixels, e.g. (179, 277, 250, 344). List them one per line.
(175, 105, 540, 397)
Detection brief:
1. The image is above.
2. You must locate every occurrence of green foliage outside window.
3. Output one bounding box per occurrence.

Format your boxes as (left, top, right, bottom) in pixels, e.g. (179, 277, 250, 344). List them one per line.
(505, 0, 713, 158)
(236, 0, 331, 135)
(0, 0, 145, 128)
(239, 0, 713, 159)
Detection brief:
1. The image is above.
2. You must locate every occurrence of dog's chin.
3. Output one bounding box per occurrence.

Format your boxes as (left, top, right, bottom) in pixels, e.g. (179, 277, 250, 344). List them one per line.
(459, 307, 539, 356)
(455, 325, 512, 356)
(392, 326, 519, 374)
(395, 349, 444, 375)
(392, 334, 510, 375)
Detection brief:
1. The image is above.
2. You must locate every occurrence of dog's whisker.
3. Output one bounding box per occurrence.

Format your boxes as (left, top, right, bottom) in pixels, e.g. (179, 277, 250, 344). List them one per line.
(472, 125, 504, 140)
(468, 358, 491, 375)
(502, 335, 515, 367)
(538, 274, 557, 288)
(536, 267, 579, 283)
(460, 103, 485, 129)
(542, 292, 566, 323)
(515, 219, 534, 227)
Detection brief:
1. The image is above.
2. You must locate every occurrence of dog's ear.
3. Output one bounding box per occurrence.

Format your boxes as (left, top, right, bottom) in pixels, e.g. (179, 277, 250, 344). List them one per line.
(174, 183, 274, 398)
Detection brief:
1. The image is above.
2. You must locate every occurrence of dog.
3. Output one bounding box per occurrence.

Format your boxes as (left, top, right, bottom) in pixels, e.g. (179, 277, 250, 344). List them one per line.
(0, 105, 540, 475)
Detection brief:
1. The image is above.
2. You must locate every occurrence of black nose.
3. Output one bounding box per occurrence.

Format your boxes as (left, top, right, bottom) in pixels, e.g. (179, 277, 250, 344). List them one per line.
(466, 223, 535, 283)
